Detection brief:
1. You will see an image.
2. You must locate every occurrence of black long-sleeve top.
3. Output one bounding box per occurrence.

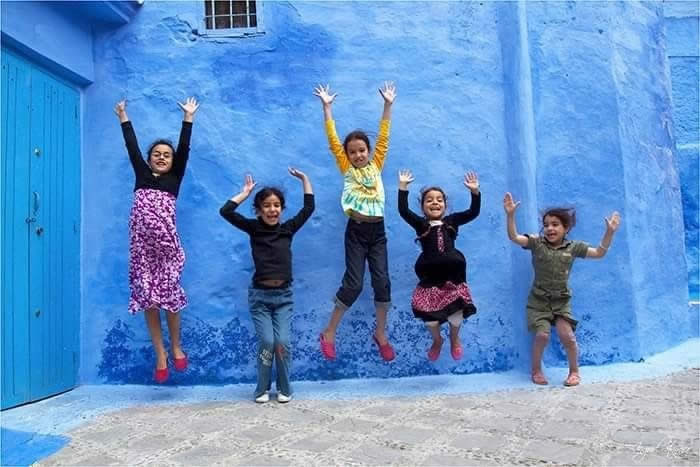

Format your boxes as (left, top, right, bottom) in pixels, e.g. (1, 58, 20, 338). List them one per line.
(398, 189, 481, 242)
(220, 194, 315, 287)
(121, 121, 192, 198)
(398, 189, 481, 286)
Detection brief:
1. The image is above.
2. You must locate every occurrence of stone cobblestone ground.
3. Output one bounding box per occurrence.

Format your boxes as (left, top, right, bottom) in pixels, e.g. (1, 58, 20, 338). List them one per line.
(38, 369, 699, 466)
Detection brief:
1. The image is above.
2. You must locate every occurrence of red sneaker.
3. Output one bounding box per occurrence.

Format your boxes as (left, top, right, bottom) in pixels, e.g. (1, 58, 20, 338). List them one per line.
(173, 354, 188, 372)
(154, 367, 169, 384)
(373, 335, 396, 362)
(319, 333, 336, 360)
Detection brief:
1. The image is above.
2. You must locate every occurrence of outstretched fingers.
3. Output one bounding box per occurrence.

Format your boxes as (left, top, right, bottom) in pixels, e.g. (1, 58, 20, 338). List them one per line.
(398, 169, 414, 184)
(243, 174, 257, 193)
(114, 100, 127, 115)
(605, 211, 621, 231)
(178, 97, 200, 114)
(379, 81, 397, 103)
(503, 192, 520, 213)
(288, 167, 307, 179)
(313, 84, 337, 104)
(464, 171, 479, 192)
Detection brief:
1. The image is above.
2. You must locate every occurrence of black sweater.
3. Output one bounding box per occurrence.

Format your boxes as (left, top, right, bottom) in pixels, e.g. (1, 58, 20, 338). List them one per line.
(121, 121, 192, 198)
(220, 194, 315, 287)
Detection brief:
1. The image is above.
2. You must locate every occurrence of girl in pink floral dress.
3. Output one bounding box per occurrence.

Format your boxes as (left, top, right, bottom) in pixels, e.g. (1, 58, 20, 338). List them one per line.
(397, 169, 481, 362)
(114, 97, 199, 383)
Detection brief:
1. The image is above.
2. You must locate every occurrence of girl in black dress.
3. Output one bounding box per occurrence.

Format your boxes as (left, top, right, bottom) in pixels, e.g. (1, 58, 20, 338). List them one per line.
(398, 169, 481, 361)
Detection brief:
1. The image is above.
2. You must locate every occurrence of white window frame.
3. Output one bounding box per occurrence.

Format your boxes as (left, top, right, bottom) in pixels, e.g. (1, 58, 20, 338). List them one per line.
(201, 0, 264, 37)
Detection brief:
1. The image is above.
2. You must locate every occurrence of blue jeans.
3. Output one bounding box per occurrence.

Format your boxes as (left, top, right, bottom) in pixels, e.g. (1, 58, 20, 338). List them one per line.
(248, 286, 293, 397)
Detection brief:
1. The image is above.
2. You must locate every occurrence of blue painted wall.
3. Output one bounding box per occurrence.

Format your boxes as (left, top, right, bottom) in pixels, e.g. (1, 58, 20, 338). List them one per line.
(665, 2, 699, 302)
(1, 1, 95, 84)
(74, 0, 693, 385)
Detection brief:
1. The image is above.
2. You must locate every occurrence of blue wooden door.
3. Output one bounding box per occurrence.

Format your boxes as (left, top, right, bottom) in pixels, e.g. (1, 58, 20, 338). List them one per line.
(1, 49, 80, 410)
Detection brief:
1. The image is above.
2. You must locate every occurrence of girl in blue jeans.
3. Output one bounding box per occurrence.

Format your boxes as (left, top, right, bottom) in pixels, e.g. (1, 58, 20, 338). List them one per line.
(220, 169, 314, 403)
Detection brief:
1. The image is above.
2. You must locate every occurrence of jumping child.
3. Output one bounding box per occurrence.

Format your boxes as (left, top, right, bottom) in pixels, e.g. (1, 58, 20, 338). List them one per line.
(398, 170, 481, 361)
(115, 97, 199, 383)
(313, 82, 397, 361)
(220, 170, 314, 403)
(503, 192, 621, 386)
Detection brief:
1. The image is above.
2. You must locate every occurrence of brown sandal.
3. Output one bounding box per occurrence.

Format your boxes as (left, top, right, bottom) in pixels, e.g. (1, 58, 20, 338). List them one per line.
(564, 373, 581, 387)
(531, 372, 548, 385)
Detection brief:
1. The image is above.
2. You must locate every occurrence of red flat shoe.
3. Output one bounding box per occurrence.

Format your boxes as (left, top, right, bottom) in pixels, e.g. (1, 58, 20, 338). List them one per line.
(372, 335, 396, 362)
(427, 337, 443, 361)
(154, 367, 169, 384)
(320, 333, 336, 360)
(173, 354, 188, 372)
(451, 343, 463, 361)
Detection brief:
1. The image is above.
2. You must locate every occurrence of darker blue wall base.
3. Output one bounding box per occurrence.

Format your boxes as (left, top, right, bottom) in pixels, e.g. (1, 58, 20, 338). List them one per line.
(0, 428, 69, 467)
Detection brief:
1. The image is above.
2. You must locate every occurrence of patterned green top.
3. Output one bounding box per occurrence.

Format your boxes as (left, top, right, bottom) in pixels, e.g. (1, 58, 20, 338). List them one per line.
(325, 119, 390, 218)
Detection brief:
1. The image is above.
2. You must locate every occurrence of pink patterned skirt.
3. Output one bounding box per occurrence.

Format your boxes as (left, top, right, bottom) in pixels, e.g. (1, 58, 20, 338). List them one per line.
(411, 281, 476, 324)
(128, 189, 187, 314)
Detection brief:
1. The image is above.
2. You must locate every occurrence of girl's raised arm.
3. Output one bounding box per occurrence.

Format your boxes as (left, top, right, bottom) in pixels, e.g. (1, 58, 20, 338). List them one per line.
(220, 174, 258, 233)
(449, 172, 481, 226)
(373, 82, 396, 170)
(586, 212, 621, 259)
(172, 97, 199, 176)
(314, 84, 348, 173)
(379, 81, 396, 121)
(115, 100, 148, 174)
(285, 168, 315, 234)
(503, 192, 529, 247)
(397, 169, 424, 230)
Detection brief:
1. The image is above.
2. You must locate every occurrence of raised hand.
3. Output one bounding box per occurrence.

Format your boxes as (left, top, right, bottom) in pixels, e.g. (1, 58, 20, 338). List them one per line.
(379, 81, 397, 104)
(313, 84, 337, 105)
(503, 192, 520, 215)
(288, 167, 307, 180)
(242, 174, 257, 196)
(398, 169, 414, 190)
(178, 97, 200, 122)
(114, 100, 128, 122)
(605, 211, 621, 232)
(463, 171, 479, 194)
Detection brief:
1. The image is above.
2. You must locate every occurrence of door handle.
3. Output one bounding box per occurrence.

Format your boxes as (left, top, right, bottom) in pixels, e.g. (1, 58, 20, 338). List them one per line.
(25, 192, 40, 224)
(33, 191, 40, 217)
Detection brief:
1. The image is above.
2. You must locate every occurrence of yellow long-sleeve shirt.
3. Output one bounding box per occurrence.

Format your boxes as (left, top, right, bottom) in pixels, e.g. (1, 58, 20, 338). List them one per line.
(325, 119, 390, 218)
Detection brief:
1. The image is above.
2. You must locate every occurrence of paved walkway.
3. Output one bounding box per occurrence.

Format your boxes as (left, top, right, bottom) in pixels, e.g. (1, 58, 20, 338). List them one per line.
(37, 368, 699, 466)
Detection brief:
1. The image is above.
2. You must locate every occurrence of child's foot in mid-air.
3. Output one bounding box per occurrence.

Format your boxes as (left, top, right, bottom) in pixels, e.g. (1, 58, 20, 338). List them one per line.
(449, 326, 463, 360)
(427, 336, 443, 361)
(564, 372, 581, 387)
(531, 370, 548, 385)
(319, 332, 336, 360)
(372, 332, 396, 362)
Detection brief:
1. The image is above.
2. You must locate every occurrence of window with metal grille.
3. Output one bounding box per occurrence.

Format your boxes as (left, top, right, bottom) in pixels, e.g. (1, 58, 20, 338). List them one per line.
(203, 0, 263, 36)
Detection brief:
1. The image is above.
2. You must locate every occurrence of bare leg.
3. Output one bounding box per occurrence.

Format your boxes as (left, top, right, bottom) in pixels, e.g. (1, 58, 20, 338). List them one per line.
(144, 307, 168, 370)
(555, 318, 580, 385)
(165, 310, 186, 359)
(531, 331, 550, 384)
(449, 324, 461, 348)
(427, 324, 443, 351)
(373, 302, 390, 344)
(322, 305, 347, 343)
